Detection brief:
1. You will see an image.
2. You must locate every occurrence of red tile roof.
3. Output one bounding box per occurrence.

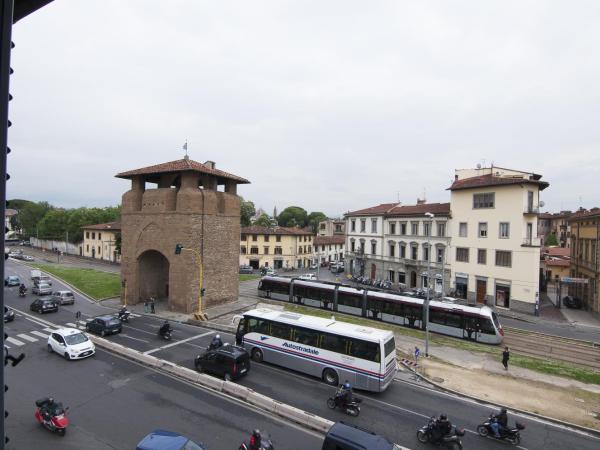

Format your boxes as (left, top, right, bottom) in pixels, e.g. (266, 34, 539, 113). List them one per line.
(569, 209, 600, 221)
(546, 259, 570, 267)
(543, 247, 570, 257)
(448, 174, 549, 191)
(116, 158, 250, 184)
(345, 203, 398, 216)
(386, 202, 450, 217)
(241, 226, 313, 236)
(314, 235, 346, 246)
(81, 221, 121, 231)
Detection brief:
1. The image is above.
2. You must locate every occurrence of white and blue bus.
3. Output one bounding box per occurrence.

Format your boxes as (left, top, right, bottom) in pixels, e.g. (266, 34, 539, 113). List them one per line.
(235, 308, 397, 392)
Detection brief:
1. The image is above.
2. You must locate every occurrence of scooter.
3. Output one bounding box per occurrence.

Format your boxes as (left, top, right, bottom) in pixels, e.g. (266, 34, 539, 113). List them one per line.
(34, 398, 69, 436)
(158, 327, 172, 340)
(477, 414, 525, 446)
(117, 309, 131, 323)
(417, 417, 464, 449)
(327, 387, 361, 417)
(239, 438, 275, 450)
(19, 290, 26, 298)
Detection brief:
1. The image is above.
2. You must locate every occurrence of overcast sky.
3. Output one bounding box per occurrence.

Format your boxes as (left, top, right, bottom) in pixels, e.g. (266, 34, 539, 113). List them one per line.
(8, 0, 600, 217)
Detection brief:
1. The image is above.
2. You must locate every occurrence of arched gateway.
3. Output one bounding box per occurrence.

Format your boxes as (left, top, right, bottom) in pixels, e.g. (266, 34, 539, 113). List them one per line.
(117, 156, 249, 313)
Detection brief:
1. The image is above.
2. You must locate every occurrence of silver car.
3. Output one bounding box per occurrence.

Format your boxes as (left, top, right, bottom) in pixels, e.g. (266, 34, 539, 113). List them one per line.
(51, 290, 75, 305)
(32, 283, 53, 296)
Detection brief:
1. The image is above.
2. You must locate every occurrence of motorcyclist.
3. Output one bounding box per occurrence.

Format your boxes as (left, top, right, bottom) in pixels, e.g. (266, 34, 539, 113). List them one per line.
(118, 305, 129, 318)
(249, 429, 261, 450)
(430, 413, 452, 443)
(19, 283, 26, 294)
(338, 381, 353, 406)
(490, 407, 508, 438)
(209, 334, 223, 350)
(159, 320, 171, 336)
(40, 397, 56, 421)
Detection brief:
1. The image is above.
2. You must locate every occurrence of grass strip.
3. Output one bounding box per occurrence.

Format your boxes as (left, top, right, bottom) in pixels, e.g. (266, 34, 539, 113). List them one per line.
(239, 274, 261, 282)
(30, 263, 121, 300)
(281, 303, 600, 385)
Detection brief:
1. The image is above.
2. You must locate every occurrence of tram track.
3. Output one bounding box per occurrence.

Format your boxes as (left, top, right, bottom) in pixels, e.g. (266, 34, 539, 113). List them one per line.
(239, 282, 600, 372)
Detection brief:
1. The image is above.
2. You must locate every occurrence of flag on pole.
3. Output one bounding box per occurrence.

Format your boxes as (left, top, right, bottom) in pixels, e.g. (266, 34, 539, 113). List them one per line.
(183, 142, 188, 151)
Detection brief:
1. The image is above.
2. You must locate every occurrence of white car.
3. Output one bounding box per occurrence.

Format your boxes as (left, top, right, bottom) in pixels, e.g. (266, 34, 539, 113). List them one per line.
(47, 328, 95, 360)
(298, 273, 317, 281)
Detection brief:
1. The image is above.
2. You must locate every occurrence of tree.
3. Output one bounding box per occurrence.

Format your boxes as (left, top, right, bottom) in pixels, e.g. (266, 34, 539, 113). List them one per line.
(545, 233, 558, 246)
(17, 201, 53, 237)
(254, 213, 272, 227)
(277, 206, 308, 228)
(37, 209, 68, 239)
(307, 212, 328, 232)
(240, 198, 256, 227)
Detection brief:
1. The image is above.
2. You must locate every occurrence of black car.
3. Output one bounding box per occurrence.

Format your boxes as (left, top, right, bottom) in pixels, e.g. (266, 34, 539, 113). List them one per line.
(563, 295, 583, 309)
(85, 315, 122, 336)
(194, 344, 250, 381)
(30, 298, 59, 314)
(322, 422, 401, 450)
(4, 306, 15, 322)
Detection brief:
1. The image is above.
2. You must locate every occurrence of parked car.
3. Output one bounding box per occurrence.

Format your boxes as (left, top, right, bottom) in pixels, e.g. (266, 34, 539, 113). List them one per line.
(32, 283, 53, 296)
(194, 344, 250, 381)
(19, 240, 31, 246)
(8, 252, 24, 260)
(51, 290, 75, 305)
(85, 314, 122, 336)
(260, 267, 276, 276)
(309, 263, 318, 270)
(136, 429, 206, 450)
(4, 275, 21, 287)
(298, 273, 317, 281)
(30, 298, 59, 314)
(331, 265, 345, 274)
(563, 295, 583, 309)
(239, 265, 254, 274)
(4, 306, 15, 322)
(322, 422, 402, 450)
(47, 328, 95, 360)
(22, 255, 34, 261)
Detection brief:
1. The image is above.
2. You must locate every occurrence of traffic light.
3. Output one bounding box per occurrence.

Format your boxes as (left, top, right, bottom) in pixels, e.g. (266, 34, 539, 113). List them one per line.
(200, 288, 205, 297)
(175, 244, 183, 255)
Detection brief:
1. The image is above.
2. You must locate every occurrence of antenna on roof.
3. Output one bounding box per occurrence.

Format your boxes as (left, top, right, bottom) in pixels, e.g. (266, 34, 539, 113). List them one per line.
(183, 140, 189, 159)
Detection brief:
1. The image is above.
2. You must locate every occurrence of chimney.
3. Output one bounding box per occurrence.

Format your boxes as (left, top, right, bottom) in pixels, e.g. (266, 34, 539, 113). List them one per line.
(204, 160, 216, 169)
(417, 198, 426, 205)
(454, 174, 458, 181)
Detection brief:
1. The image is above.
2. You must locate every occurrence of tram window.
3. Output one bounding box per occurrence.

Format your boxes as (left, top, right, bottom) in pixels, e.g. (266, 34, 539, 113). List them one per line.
(293, 327, 319, 347)
(338, 292, 362, 308)
(271, 322, 292, 339)
(348, 339, 380, 362)
(405, 304, 421, 319)
(367, 297, 382, 310)
(430, 310, 446, 325)
(480, 318, 496, 335)
(381, 301, 397, 315)
(445, 312, 463, 328)
(320, 333, 347, 353)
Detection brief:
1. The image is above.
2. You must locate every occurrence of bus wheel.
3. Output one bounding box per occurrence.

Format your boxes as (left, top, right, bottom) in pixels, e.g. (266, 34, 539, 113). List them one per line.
(251, 348, 263, 363)
(322, 368, 338, 386)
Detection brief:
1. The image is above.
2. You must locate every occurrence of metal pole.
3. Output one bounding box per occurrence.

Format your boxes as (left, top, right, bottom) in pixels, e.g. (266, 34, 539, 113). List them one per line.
(424, 212, 434, 357)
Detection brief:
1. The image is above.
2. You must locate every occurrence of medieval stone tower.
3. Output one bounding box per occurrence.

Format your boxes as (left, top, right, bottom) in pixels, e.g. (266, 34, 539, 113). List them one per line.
(116, 157, 249, 314)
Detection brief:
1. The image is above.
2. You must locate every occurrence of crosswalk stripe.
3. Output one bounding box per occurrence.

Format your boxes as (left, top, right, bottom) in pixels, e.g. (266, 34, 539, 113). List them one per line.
(43, 327, 56, 333)
(31, 331, 49, 338)
(78, 321, 87, 326)
(65, 323, 77, 327)
(6, 337, 25, 346)
(17, 334, 38, 343)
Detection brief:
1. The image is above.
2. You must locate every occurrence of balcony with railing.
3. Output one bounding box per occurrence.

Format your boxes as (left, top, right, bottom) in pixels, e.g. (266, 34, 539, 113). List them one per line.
(524, 205, 540, 214)
(522, 237, 541, 247)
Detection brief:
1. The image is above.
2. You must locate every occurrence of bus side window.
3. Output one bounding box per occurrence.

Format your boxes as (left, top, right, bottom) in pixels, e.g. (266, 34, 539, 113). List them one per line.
(271, 322, 292, 340)
(320, 333, 346, 354)
(349, 339, 380, 362)
(293, 327, 319, 347)
(247, 318, 258, 333)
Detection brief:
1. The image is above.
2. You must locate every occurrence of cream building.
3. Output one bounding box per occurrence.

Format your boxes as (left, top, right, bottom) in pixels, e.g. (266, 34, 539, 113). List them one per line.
(449, 166, 549, 314)
(80, 222, 121, 263)
(240, 226, 314, 270)
(317, 219, 345, 237)
(314, 235, 345, 265)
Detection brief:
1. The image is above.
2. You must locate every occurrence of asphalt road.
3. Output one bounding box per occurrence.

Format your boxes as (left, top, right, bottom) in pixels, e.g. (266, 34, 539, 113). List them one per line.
(4, 309, 323, 450)
(4, 259, 600, 449)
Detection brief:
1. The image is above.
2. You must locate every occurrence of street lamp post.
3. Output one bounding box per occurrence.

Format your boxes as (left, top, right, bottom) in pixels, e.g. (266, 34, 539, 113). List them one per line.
(424, 212, 434, 357)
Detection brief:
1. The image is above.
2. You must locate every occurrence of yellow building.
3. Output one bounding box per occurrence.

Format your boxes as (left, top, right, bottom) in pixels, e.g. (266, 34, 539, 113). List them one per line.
(240, 226, 314, 270)
(569, 209, 600, 313)
(80, 222, 121, 263)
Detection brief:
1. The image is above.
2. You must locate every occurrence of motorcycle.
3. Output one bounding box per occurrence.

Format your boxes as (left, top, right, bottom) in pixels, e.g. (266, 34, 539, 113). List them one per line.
(326, 387, 361, 417)
(19, 290, 26, 298)
(158, 326, 172, 340)
(239, 438, 275, 450)
(417, 417, 464, 449)
(477, 414, 525, 446)
(117, 309, 131, 323)
(34, 398, 69, 436)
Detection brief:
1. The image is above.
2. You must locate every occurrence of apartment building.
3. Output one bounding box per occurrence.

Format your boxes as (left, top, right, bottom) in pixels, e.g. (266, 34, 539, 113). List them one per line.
(345, 202, 451, 292)
(80, 222, 121, 263)
(569, 209, 600, 313)
(317, 219, 345, 236)
(449, 166, 548, 314)
(240, 226, 314, 270)
(314, 235, 345, 264)
(538, 211, 572, 248)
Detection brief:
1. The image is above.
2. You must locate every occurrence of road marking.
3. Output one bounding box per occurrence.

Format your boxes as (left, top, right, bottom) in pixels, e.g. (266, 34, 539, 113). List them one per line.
(31, 330, 49, 339)
(24, 316, 51, 328)
(143, 331, 214, 355)
(119, 334, 150, 343)
(43, 327, 56, 333)
(6, 337, 24, 346)
(17, 334, 38, 343)
(65, 322, 77, 327)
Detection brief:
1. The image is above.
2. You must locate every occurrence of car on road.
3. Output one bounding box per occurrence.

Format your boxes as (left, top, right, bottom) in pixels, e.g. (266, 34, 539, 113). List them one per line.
(298, 273, 317, 281)
(331, 265, 345, 274)
(239, 265, 254, 274)
(4, 306, 15, 322)
(309, 263, 318, 270)
(22, 255, 34, 261)
(51, 290, 75, 305)
(30, 298, 59, 314)
(85, 314, 122, 337)
(322, 422, 402, 450)
(260, 267, 277, 276)
(32, 282, 53, 296)
(4, 275, 21, 287)
(47, 328, 95, 360)
(33, 275, 52, 286)
(194, 344, 250, 381)
(136, 429, 206, 450)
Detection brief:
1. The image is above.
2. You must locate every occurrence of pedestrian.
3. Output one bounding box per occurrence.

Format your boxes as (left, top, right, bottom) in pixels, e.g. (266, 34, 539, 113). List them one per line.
(144, 299, 149, 313)
(502, 346, 510, 370)
(150, 297, 155, 314)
